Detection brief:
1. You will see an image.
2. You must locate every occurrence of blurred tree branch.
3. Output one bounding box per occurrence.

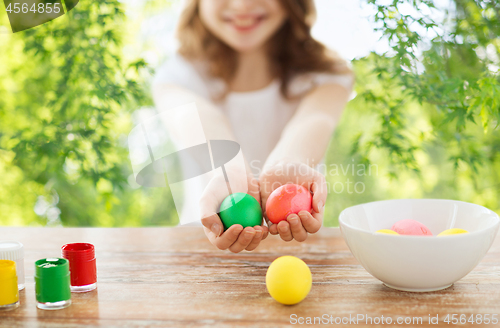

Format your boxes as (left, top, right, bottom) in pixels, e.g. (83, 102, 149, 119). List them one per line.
(354, 0, 499, 176)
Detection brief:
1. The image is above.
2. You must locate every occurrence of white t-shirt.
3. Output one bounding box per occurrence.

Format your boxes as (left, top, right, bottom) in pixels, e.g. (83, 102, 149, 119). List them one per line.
(152, 54, 353, 224)
(153, 54, 354, 176)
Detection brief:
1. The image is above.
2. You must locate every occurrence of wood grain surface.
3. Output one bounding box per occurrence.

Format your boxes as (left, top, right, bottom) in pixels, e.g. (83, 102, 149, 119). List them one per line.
(0, 227, 499, 328)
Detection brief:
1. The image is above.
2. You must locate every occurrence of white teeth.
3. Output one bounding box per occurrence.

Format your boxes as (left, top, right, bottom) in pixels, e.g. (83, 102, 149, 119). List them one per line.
(233, 18, 257, 27)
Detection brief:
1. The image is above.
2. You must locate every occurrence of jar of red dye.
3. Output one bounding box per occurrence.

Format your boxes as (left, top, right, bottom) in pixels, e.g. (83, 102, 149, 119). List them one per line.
(61, 243, 97, 292)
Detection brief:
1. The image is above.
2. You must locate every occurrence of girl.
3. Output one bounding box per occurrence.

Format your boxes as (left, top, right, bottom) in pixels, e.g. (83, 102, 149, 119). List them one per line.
(152, 0, 354, 252)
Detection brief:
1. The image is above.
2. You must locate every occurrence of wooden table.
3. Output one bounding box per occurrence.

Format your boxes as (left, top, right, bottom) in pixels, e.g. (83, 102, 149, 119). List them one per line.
(1, 227, 499, 327)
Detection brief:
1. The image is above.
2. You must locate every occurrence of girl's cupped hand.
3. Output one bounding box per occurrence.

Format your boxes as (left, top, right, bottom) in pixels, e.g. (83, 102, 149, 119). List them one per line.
(259, 161, 326, 242)
(200, 167, 269, 252)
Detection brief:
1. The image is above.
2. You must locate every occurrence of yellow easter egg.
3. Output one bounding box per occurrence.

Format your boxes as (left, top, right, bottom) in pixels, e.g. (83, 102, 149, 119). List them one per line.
(438, 228, 468, 236)
(266, 256, 311, 305)
(375, 229, 399, 235)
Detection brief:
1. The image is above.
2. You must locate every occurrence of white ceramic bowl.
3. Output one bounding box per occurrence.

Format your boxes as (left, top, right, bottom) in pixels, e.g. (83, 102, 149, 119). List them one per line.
(339, 199, 499, 292)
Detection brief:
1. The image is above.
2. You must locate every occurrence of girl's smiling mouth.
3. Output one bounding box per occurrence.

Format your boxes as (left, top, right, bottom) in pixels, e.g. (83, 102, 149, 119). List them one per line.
(223, 14, 267, 32)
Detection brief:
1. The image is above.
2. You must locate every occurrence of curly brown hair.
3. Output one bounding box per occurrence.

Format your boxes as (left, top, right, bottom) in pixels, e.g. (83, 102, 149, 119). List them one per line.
(177, 0, 353, 99)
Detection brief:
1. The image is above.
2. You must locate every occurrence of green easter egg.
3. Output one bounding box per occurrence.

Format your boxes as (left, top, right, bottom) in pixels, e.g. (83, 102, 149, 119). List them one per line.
(219, 193, 262, 230)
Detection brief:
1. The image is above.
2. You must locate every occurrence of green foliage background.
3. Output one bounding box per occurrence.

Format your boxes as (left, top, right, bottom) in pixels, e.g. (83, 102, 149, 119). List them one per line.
(0, 0, 499, 227)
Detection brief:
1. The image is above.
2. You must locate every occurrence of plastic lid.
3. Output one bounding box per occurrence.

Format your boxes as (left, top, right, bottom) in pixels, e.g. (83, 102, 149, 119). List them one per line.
(61, 243, 97, 287)
(35, 258, 70, 277)
(34, 258, 71, 303)
(0, 260, 17, 280)
(0, 241, 24, 261)
(61, 243, 95, 262)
